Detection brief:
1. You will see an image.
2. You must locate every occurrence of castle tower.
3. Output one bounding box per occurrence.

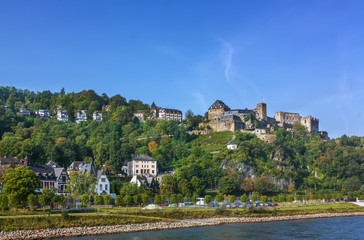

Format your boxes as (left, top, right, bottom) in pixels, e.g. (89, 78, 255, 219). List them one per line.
(208, 100, 230, 120)
(255, 103, 267, 121)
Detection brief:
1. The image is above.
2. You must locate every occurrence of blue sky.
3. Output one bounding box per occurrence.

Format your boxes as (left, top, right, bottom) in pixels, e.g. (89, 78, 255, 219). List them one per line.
(1, 0, 364, 138)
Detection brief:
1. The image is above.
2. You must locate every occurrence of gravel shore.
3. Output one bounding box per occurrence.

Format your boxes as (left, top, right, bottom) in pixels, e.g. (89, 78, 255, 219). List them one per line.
(1, 212, 364, 240)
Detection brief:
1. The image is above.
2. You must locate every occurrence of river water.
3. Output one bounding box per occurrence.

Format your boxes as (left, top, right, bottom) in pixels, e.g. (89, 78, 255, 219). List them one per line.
(57, 216, 364, 240)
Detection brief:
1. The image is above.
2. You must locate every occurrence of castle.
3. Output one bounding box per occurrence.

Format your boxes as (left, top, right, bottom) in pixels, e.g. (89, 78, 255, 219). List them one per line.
(198, 100, 326, 139)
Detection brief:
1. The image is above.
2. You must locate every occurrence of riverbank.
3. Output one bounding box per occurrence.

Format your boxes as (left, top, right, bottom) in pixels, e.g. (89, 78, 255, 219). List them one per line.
(1, 212, 364, 240)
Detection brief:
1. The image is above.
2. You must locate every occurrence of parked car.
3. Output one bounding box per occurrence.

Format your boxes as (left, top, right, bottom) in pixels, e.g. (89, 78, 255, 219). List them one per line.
(246, 201, 253, 205)
(233, 202, 243, 208)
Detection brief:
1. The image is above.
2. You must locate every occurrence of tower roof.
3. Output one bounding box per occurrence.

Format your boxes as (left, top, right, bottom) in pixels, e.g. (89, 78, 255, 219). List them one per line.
(208, 100, 230, 111)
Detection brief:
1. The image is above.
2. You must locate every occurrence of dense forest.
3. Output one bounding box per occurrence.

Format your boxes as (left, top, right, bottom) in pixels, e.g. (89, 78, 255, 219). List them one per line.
(0, 86, 363, 196)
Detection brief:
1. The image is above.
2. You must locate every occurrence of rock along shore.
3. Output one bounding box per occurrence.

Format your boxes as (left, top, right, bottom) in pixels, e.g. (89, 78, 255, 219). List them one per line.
(1, 212, 364, 240)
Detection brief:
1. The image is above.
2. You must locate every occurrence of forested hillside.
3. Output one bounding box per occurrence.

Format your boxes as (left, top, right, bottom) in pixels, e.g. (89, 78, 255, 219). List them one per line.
(0, 86, 363, 195)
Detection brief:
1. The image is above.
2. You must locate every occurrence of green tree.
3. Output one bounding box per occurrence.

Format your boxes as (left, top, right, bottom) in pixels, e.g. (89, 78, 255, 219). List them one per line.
(27, 194, 38, 211)
(124, 195, 132, 211)
(94, 195, 104, 206)
(178, 179, 192, 197)
(260, 195, 268, 203)
(80, 194, 90, 207)
(287, 195, 294, 202)
(192, 194, 198, 207)
(278, 194, 286, 203)
(272, 196, 278, 203)
(240, 194, 249, 203)
(0, 194, 8, 215)
(205, 195, 212, 208)
(133, 194, 142, 209)
(103, 195, 112, 206)
(228, 195, 236, 203)
(219, 174, 240, 195)
(115, 195, 123, 208)
(251, 192, 259, 202)
(38, 194, 50, 213)
(170, 194, 178, 208)
(66, 171, 97, 199)
(160, 175, 178, 197)
(190, 176, 206, 196)
(142, 193, 150, 206)
(216, 193, 224, 204)
(2, 165, 39, 206)
(53, 195, 66, 209)
(154, 195, 163, 205)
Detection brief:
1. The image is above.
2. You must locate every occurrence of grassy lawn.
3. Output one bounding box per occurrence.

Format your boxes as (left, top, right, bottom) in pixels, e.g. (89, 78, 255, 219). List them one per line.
(0, 203, 362, 231)
(198, 132, 233, 145)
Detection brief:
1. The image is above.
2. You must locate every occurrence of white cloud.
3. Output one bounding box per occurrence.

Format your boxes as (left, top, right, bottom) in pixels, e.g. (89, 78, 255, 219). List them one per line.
(222, 40, 234, 84)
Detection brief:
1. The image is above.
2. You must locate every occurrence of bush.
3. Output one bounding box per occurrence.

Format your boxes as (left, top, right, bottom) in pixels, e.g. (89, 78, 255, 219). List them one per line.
(61, 211, 69, 220)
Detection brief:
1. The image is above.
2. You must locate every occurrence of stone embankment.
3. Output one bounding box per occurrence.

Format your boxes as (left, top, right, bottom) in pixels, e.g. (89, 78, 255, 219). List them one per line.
(1, 212, 364, 240)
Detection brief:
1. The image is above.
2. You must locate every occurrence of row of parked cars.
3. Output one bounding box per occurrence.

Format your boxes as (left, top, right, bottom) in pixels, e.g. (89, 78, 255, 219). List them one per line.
(211, 200, 279, 208)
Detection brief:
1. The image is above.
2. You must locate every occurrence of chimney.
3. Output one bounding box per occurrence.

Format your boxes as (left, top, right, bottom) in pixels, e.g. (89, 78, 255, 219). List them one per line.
(24, 156, 29, 166)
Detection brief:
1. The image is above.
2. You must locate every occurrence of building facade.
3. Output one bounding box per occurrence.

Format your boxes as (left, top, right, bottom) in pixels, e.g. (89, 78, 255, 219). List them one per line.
(57, 109, 68, 122)
(76, 110, 87, 124)
(35, 109, 50, 119)
(127, 154, 157, 177)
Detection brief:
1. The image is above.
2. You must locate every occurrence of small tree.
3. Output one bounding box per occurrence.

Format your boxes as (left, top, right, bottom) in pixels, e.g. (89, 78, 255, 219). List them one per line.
(287, 195, 294, 203)
(38, 195, 50, 214)
(335, 193, 343, 201)
(124, 195, 132, 211)
(103, 195, 112, 206)
(170, 194, 178, 208)
(278, 194, 286, 203)
(133, 194, 142, 210)
(8, 194, 17, 215)
(53, 195, 66, 210)
(81, 194, 90, 207)
(154, 195, 162, 205)
(142, 194, 149, 207)
(216, 193, 224, 205)
(288, 184, 296, 193)
(94, 195, 103, 212)
(0, 194, 8, 216)
(251, 192, 259, 202)
(260, 195, 268, 204)
(205, 195, 212, 208)
(228, 195, 236, 204)
(240, 194, 249, 203)
(272, 196, 278, 203)
(304, 195, 310, 202)
(115, 195, 123, 209)
(27, 194, 38, 211)
(192, 194, 198, 207)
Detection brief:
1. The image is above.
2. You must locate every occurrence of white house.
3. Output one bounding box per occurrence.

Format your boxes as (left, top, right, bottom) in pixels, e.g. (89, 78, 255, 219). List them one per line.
(227, 142, 238, 150)
(76, 110, 87, 124)
(92, 112, 103, 121)
(78, 162, 110, 195)
(57, 109, 68, 122)
(35, 109, 50, 119)
(127, 154, 157, 177)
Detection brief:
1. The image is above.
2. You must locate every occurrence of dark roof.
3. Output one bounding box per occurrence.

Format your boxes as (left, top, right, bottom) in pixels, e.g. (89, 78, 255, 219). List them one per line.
(0, 157, 20, 166)
(46, 160, 60, 168)
(151, 102, 158, 109)
(209, 100, 230, 111)
(131, 154, 156, 162)
(53, 168, 65, 179)
(79, 163, 98, 176)
(67, 161, 84, 171)
(28, 164, 57, 181)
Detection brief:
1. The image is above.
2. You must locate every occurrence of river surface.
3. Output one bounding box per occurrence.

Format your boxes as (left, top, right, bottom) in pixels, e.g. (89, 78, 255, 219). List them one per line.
(56, 216, 364, 240)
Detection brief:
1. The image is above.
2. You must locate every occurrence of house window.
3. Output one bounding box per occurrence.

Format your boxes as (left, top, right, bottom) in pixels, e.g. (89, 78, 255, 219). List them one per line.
(101, 178, 106, 182)
(136, 165, 139, 168)
(105, 185, 108, 191)
(152, 170, 154, 174)
(136, 170, 139, 173)
(100, 184, 102, 191)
